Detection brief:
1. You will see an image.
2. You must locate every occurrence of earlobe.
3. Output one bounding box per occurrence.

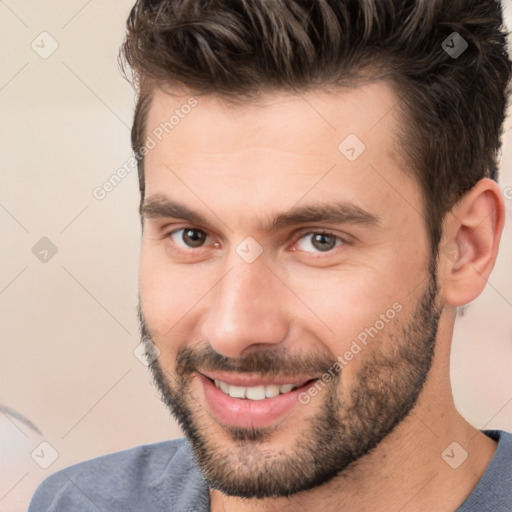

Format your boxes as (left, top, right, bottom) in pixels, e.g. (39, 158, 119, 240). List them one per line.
(440, 178, 506, 307)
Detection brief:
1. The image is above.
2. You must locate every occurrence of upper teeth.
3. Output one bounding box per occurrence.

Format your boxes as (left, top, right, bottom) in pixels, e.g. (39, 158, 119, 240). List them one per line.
(214, 380, 297, 400)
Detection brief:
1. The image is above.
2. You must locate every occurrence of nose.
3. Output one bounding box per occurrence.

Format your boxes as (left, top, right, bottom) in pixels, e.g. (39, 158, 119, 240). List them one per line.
(198, 252, 290, 359)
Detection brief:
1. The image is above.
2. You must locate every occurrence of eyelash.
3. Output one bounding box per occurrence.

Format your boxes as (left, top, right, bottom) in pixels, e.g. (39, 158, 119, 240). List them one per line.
(164, 227, 348, 256)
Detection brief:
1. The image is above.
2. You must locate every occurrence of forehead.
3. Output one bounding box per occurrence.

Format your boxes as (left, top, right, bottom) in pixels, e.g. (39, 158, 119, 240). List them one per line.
(145, 81, 403, 161)
(142, 82, 422, 232)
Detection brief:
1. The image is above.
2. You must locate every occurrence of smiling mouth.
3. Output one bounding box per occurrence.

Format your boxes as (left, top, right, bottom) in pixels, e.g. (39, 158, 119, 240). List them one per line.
(209, 377, 317, 401)
(198, 373, 321, 428)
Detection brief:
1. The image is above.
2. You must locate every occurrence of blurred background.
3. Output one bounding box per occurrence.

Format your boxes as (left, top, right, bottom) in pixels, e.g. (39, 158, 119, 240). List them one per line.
(1, 1, 512, 511)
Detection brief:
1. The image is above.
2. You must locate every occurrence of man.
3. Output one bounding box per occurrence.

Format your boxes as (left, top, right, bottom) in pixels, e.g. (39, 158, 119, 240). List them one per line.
(29, 0, 512, 510)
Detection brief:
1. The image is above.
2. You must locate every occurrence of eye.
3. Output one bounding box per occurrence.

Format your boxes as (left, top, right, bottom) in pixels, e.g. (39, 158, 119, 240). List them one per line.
(296, 231, 345, 253)
(168, 228, 208, 249)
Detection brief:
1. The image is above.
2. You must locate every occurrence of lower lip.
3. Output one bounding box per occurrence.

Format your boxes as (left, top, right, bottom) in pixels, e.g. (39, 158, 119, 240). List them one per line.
(198, 374, 316, 429)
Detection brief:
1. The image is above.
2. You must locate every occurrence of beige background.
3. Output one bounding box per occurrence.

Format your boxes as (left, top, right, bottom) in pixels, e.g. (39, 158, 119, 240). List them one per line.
(1, 2, 512, 511)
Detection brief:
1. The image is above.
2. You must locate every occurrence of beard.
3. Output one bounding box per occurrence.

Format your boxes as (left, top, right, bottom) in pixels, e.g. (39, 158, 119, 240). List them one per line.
(139, 262, 442, 499)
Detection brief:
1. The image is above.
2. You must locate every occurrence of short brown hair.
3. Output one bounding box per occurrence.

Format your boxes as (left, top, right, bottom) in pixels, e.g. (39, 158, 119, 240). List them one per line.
(120, 0, 511, 256)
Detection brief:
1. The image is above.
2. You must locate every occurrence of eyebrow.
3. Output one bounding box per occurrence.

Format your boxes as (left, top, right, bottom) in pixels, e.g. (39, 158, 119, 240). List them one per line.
(141, 194, 380, 232)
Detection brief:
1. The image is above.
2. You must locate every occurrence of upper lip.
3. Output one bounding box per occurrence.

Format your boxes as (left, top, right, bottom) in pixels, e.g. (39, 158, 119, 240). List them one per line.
(198, 371, 318, 388)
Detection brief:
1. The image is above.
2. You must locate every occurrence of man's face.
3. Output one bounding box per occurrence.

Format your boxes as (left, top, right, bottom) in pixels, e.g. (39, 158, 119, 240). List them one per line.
(139, 82, 443, 498)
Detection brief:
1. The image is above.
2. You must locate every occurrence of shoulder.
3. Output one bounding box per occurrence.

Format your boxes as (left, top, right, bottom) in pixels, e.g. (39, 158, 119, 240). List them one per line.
(458, 429, 512, 512)
(482, 429, 512, 476)
(28, 438, 208, 512)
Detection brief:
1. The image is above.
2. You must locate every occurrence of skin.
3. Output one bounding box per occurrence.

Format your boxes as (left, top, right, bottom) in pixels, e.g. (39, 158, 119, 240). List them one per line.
(138, 81, 505, 511)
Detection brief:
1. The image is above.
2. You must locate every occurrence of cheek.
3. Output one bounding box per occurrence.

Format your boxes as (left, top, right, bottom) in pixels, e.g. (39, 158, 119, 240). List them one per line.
(139, 247, 205, 341)
(288, 267, 404, 347)
(139, 245, 232, 363)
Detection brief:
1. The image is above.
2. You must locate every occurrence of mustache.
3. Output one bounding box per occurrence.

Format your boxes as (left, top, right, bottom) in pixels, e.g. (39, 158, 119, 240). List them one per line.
(173, 343, 338, 378)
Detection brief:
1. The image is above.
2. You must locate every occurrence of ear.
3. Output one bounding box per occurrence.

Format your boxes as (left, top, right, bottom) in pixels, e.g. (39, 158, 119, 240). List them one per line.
(439, 178, 506, 307)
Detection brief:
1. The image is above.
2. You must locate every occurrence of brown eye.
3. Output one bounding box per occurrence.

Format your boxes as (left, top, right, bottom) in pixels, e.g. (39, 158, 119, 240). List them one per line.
(169, 228, 208, 248)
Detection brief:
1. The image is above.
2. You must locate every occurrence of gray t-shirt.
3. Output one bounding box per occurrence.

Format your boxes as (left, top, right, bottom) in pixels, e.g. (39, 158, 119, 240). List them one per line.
(28, 429, 512, 511)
